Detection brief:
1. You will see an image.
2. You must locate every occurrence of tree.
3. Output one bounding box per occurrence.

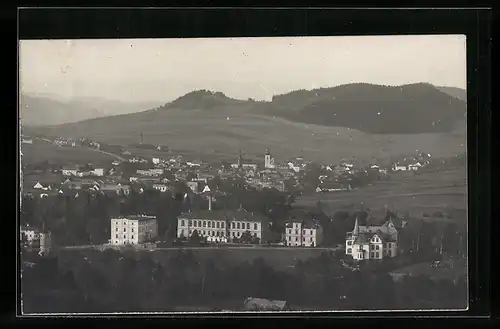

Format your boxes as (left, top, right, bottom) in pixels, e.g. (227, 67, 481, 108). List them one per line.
(240, 231, 253, 244)
(189, 230, 202, 245)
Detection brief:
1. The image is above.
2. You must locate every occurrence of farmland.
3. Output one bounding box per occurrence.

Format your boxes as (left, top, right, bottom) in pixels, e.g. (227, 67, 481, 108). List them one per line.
(25, 108, 466, 165)
(296, 167, 467, 215)
(21, 140, 118, 166)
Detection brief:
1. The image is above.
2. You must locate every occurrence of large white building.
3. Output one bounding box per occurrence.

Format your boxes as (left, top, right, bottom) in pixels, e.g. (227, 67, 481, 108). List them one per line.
(284, 219, 323, 247)
(345, 216, 404, 261)
(176, 197, 271, 244)
(110, 215, 158, 246)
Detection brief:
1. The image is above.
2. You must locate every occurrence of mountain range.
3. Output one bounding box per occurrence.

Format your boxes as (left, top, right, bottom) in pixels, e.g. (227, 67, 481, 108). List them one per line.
(23, 83, 466, 164)
(19, 94, 163, 126)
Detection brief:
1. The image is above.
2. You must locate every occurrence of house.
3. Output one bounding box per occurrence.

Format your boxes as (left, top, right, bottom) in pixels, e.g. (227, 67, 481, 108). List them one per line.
(100, 183, 130, 196)
(152, 184, 169, 193)
(20, 228, 39, 245)
(177, 200, 271, 244)
(62, 167, 79, 176)
(392, 163, 408, 171)
(152, 157, 161, 165)
(408, 162, 422, 171)
(110, 215, 158, 245)
(186, 160, 203, 167)
(33, 182, 53, 191)
(345, 217, 401, 261)
(112, 160, 121, 166)
(92, 168, 105, 176)
(136, 168, 164, 177)
(187, 181, 201, 194)
(243, 298, 288, 311)
(22, 138, 33, 144)
(284, 218, 323, 247)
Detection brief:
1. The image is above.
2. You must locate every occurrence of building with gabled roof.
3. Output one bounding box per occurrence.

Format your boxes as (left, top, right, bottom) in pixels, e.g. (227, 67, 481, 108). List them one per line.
(345, 212, 404, 261)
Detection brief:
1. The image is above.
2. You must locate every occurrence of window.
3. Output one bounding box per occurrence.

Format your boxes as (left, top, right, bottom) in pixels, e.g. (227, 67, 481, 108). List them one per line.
(287, 236, 290, 241)
(221, 222, 225, 229)
(295, 230, 298, 235)
(212, 221, 215, 228)
(124, 228, 126, 232)
(347, 241, 352, 246)
(370, 244, 375, 250)
(232, 232, 235, 237)
(116, 227, 118, 231)
(115, 234, 118, 238)
(237, 222, 241, 229)
(376, 252, 380, 258)
(232, 222, 235, 229)
(254, 223, 257, 230)
(246, 223, 250, 230)
(388, 250, 391, 257)
(376, 245, 380, 250)
(131, 228, 134, 233)
(189, 230, 192, 234)
(189, 220, 192, 226)
(221, 231, 225, 237)
(295, 237, 298, 242)
(194, 221, 197, 227)
(203, 221, 207, 228)
(302, 237, 305, 241)
(303, 230, 306, 235)
(310, 237, 313, 242)
(115, 240, 118, 244)
(131, 235, 134, 239)
(181, 220, 185, 226)
(216, 231, 220, 237)
(347, 248, 352, 253)
(216, 222, 220, 229)
(370, 252, 374, 258)
(123, 235, 126, 239)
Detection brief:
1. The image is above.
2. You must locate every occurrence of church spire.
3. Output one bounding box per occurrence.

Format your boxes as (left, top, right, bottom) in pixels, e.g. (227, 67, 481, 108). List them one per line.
(265, 148, 270, 155)
(353, 217, 359, 236)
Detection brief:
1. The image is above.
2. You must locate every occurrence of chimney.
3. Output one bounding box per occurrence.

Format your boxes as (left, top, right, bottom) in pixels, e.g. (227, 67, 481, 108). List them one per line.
(208, 193, 212, 211)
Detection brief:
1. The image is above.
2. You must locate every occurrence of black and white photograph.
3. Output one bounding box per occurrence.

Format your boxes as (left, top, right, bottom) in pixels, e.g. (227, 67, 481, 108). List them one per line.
(19, 35, 468, 314)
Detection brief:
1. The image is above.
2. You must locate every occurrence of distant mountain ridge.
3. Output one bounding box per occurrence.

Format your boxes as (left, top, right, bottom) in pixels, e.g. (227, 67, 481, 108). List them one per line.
(20, 94, 163, 126)
(155, 83, 466, 134)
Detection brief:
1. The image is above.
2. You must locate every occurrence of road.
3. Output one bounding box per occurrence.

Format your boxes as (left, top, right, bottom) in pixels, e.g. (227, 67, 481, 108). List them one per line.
(34, 137, 126, 161)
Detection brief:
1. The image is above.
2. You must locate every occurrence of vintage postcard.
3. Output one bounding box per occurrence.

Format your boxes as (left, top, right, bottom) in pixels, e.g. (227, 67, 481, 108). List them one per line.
(19, 35, 467, 314)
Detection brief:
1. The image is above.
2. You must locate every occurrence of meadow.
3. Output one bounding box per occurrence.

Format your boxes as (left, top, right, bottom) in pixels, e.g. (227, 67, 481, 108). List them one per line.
(296, 168, 468, 215)
(26, 108, 466, 165)
(21, 140, 117, 166)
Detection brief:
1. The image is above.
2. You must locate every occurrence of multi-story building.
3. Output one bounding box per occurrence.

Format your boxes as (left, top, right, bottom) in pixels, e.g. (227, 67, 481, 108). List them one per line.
(264, 148, 276, 169)
(284, 219, 323, 247)
(176, 196, 270, 243)
(345, 217, 400, 261)
(110, 215, 158, 246)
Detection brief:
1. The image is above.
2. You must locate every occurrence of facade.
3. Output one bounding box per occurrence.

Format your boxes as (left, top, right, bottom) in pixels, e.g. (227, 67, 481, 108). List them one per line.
(264, 148, 276, 169)
(152, 183, 169, 193)
(92, 168, 105, 176)
(177, 206, 270, 244)
(284, 220, 323, 247)
(62, 168, 79, 176)
(345, 218, 399, 261)
(110, 215, 158, 245)
(392, 163, 408, 171)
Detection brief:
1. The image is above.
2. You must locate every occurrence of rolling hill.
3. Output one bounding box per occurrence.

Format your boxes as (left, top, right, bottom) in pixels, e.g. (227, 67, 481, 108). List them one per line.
(19, 94, 163, 126)
(436, 86, 467, 102)
(24, 83, 466, 165)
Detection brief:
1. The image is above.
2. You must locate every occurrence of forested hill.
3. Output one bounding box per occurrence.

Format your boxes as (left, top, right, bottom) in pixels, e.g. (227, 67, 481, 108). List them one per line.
(253, 83, 466, 134)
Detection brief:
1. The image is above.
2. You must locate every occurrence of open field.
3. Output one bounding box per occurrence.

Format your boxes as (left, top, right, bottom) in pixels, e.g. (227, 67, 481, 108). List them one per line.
(21, 140, 118, 166)
(297, 168, 467, 214)
(58, 247, 333, 273)
(25, 108, 466, 164)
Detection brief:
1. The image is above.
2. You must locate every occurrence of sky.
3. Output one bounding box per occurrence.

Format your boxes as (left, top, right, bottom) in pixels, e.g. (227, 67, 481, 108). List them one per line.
(19, 35, 466, 103)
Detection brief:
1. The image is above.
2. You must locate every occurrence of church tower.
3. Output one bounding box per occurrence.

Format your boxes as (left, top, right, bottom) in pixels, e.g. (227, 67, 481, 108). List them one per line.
(238, 149, 243, 168)
(264, 148, 275, 169)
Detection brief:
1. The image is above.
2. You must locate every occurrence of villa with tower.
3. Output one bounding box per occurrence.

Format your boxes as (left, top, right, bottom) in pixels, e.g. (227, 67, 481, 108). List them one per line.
(345, 210, 406, 261)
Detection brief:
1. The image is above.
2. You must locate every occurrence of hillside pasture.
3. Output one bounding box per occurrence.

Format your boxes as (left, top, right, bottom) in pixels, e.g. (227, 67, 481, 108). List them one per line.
(21, 140, 117, 166)
(297, 168, 467, 215)
(27, 108, 466, 165)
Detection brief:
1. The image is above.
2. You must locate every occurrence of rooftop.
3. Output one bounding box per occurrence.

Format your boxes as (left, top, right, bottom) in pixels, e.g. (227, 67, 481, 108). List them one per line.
(178, 208, 269, 223)
(113, 215, 157, 222)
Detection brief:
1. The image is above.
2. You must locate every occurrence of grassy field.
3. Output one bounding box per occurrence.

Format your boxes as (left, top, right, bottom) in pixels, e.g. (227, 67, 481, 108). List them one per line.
(21, 140, 117, 166)
(59, 247, 330, 273)
(296, 168, 468, 214)
(25, 108, 467, 164)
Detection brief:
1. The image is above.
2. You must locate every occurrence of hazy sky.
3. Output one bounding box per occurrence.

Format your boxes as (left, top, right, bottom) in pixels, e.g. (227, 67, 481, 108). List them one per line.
(19, 35, 466, 103)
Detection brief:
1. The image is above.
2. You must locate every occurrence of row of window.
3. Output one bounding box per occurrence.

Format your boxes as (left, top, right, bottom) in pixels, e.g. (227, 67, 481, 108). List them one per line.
(116, 234, 135, 239)
(287, 229, 314, 235)
(287, 236, 314, 242)
(186, 230, 255, 238)
(346, 249, 392, 258)
(346, 240, 395, 248)
(181, 219, 258, 231)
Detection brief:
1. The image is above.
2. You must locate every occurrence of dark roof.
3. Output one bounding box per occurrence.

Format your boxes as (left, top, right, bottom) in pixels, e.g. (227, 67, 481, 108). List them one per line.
(178, 208, 269, 223)
(115, 215, 156, 222)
